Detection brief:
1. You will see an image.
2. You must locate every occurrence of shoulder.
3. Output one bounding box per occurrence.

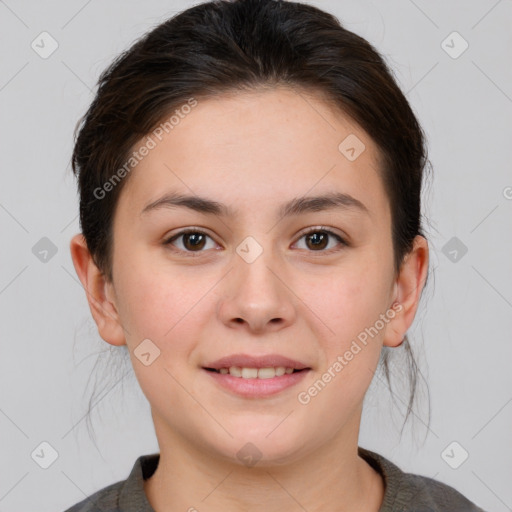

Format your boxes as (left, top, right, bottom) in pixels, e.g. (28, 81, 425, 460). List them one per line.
(358, 446, 488, 512)
(61, 453, 159, 512)
(61, 479, 124, 512)
(392, 471, 487, 512)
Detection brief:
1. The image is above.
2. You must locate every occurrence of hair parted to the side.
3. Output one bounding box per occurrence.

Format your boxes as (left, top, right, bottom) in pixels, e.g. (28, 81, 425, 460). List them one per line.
(71, 0, 432, 442)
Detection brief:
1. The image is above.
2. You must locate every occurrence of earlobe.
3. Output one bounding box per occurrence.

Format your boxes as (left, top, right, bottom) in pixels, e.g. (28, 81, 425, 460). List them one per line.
(69, 233, 126, 346)
(383, 235, 429, 348)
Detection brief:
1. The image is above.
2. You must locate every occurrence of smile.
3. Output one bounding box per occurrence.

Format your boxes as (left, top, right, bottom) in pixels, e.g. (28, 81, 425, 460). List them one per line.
(206, 366, 300, 379)
(202, 367, 310, 397)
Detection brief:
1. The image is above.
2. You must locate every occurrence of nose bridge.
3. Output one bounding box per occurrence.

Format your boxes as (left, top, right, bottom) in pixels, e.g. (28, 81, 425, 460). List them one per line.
(217, 233, 295, 331)
(233, 233, 282, 300)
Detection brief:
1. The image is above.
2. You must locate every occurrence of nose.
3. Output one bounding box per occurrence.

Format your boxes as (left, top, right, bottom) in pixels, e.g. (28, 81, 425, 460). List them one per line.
(216, 249, 296, 335)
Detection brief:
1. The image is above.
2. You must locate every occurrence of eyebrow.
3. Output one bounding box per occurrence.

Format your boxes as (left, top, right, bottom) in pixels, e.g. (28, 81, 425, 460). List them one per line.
(140, 191, 370, 218)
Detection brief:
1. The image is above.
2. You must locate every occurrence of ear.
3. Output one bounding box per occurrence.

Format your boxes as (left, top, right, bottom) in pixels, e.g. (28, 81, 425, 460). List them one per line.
(383, 235, 429, 348)
(69, 233, 126, 346)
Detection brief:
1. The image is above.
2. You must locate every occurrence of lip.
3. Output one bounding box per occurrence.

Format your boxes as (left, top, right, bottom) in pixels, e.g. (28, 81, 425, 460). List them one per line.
(203, 367, 311, 398)
(203, 353, 310, 371)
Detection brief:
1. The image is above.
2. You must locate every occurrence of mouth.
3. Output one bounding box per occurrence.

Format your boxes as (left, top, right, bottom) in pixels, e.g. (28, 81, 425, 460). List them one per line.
(201, 353, 312, 397)
(202, 366, 308, 379)
(201, 360, 311, 398)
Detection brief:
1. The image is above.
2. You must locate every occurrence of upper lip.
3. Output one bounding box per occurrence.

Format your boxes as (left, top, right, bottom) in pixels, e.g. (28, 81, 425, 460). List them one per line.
(203, 353, 310, 370)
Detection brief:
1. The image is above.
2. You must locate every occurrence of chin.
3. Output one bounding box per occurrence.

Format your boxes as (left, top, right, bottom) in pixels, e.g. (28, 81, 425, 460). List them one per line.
(209, 423, 309, 468)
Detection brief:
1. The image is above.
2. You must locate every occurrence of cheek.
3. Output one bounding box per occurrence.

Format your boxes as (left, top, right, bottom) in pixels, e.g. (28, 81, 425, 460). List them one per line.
(114, 259, 210, 344)
(307, 261, 391, 344)
(296, 269, 388, 415)
(117, 267, 211, 403)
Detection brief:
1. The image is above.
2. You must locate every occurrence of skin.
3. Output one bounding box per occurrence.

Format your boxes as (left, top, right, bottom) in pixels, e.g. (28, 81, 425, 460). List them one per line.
(70, 86, 428, 512)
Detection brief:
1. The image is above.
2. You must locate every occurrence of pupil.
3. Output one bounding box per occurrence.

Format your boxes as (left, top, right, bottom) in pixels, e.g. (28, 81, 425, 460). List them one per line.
(185, 233, 205, 250)
(307, 232, 327, 250)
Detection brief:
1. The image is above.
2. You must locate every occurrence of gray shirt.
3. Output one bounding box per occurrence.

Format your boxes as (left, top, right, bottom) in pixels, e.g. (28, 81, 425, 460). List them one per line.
(63, 446, 487, 511)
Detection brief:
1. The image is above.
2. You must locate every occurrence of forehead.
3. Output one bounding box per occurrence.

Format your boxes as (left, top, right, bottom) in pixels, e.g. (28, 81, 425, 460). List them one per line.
(117, 86, 389, 223)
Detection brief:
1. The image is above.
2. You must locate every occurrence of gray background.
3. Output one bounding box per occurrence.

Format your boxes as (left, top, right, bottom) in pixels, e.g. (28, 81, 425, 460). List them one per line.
(1, 0, 511, 511)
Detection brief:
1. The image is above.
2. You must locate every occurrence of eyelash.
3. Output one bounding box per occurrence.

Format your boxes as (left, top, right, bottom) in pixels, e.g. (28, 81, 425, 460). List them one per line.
(163, 226, 348, 257)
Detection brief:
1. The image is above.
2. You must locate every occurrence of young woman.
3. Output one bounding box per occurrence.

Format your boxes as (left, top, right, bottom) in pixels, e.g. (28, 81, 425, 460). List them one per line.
(65, 0, 486, 510)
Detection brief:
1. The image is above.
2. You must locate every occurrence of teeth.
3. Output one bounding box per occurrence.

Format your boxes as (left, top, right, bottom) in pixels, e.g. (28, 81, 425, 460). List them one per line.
(241, 367, 258, 379)
(217, 366, 299, 378)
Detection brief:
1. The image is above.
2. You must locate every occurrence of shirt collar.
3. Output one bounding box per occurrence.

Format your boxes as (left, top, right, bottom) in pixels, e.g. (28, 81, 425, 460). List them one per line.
(119, 452, 159, 511)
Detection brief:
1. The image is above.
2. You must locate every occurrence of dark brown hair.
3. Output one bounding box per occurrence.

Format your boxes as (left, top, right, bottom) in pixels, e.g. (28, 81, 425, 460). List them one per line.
(72, 0, 431, 437)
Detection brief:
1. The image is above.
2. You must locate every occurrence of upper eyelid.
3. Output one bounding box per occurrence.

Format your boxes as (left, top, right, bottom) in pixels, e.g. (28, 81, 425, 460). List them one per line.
(296, 226, 345, 239)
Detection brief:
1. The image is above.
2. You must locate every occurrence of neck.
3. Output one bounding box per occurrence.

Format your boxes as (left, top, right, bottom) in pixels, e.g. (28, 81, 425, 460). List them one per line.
(144, 412, 385, 512)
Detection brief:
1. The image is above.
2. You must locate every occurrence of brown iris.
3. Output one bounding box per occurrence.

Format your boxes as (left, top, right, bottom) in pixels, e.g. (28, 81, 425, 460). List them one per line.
(182, 232, 207, 251)
(305, 231, 329, 251)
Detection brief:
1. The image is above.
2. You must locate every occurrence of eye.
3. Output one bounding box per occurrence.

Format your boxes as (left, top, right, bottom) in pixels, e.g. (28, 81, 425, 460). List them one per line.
(163, 229, 218, 256)
(294, 227, 347, 253)
(163, 226, 348, 257)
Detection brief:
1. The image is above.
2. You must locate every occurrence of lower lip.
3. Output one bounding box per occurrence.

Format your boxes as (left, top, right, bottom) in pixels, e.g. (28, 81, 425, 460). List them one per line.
(202, 369, 310, 398)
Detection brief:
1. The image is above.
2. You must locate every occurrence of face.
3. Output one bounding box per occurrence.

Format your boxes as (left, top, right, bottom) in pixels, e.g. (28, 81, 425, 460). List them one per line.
(75, 87, 423, 466)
